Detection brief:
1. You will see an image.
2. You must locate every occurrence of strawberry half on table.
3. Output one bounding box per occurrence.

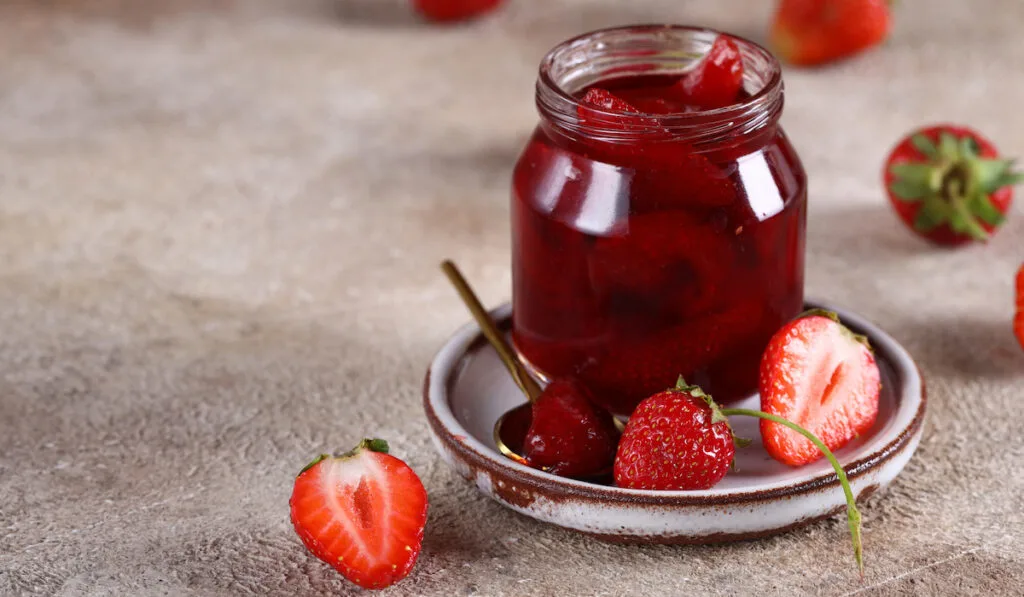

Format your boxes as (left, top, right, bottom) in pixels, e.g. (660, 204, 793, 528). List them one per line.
(759, 310, 881, 467)
(884, 125, 1021, 246)
(290, 439, 428, 590)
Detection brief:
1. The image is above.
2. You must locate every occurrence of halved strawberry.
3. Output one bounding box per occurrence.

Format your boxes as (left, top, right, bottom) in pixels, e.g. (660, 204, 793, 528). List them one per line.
(1015, 264, 1024, 351)
(290, 439, 428, 590)
(759, 310, 881, 466)
(676, 35, 744, 110)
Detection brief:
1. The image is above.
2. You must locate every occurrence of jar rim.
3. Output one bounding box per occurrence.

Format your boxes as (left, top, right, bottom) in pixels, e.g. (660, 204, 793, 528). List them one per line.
(536, 24, 784, 145)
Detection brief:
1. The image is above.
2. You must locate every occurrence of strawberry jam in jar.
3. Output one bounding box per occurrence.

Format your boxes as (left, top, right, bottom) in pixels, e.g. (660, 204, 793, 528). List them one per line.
(511, 26, 807, 416)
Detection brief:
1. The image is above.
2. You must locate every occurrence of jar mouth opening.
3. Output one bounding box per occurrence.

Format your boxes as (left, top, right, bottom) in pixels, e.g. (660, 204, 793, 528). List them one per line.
(536, 25, 784, 143)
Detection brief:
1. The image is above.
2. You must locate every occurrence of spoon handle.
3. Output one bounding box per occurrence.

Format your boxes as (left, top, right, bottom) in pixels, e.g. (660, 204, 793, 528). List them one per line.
(441, 260, 542, 402)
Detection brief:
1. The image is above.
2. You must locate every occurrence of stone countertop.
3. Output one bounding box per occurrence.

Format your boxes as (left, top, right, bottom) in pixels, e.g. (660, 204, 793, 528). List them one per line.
(1, 1, 1023, 596)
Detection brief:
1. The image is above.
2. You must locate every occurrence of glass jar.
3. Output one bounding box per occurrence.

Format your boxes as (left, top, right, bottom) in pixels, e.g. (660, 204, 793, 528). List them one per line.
(510, 25, 807, 416)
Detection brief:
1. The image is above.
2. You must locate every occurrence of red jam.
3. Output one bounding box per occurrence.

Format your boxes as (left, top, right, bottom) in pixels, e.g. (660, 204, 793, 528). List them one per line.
(511, 28, 807, 416)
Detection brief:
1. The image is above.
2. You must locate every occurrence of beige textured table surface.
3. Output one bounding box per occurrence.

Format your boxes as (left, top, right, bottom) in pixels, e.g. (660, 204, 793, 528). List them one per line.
(2, 1, 1024, 596)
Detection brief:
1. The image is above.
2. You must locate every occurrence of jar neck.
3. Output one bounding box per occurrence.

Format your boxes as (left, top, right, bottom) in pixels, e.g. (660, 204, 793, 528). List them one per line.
(535, 25, 784, 152)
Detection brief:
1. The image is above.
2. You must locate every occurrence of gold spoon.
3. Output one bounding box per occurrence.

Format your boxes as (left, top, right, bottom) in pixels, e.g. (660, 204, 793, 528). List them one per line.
(440, 260, 624, 473)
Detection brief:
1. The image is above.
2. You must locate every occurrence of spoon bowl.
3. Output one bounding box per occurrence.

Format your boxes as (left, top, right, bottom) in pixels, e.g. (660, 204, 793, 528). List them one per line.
(441, 260, 622, 481)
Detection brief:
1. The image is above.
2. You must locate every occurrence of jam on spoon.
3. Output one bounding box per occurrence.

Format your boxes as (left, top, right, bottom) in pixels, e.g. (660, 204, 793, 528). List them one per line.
(441, 260, 619, 479)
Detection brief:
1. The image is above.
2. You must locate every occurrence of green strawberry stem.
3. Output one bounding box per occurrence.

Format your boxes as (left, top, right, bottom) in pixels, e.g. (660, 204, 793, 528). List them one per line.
(948, 193, 990, 241)
(721, 408, 864, 577)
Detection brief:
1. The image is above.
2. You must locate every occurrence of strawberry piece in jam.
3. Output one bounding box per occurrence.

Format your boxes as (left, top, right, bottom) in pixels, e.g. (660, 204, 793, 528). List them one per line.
(677, 36, 745, 110)
(577, 88, 659, 135)
(588, 212, 730, 327)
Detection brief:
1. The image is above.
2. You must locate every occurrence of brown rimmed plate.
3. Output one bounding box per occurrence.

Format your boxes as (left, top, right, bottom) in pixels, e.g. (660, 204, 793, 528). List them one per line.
(424, 301, 925, 543)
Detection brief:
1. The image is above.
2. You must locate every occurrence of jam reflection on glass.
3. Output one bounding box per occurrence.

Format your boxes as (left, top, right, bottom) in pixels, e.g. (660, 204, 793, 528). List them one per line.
(512, 35, 807, 417)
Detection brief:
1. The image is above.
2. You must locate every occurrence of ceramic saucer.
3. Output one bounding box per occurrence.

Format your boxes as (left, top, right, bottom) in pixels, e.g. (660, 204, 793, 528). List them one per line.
(424, 301, 925, 543)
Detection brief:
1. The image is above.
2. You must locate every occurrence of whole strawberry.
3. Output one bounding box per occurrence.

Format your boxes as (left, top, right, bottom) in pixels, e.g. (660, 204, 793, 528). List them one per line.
(412, 0, 502, 23)
(884, 125, 1021, 245)
(1015, 264, 1024, 351)
(616, 377, 867, 571)
(523, 378, 619, 478)
(760, 310, 881, 467)
(290, 439, 428, 590)
(614, 378, 736, 490)
(771, 0, 892, 67)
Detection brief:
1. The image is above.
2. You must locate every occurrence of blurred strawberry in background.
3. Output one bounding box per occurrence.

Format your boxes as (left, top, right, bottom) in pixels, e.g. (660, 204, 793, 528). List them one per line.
(1015, 265, 1024, 351)
(771, 0, 892, 66)
(413, 0, 503, 22)
(883, 125, 1020, 246)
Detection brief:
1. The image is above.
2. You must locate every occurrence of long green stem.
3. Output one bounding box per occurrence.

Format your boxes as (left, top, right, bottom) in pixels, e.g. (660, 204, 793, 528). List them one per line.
(722, 408, 864, 577)
(949, 195, 990, 241)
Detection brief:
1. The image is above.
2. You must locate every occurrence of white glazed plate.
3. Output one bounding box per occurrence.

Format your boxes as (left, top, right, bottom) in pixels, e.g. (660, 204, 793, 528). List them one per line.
(424, 301, 925, 543)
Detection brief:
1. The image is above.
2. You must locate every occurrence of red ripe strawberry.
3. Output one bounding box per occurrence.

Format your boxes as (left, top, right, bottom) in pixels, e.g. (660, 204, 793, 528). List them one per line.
(412, 0, 502, 22)
(759, 310, 881, 467)
(1015, 264, 1024, 351)
(884, 125, 1021, 246)
(677, 35, 744, 110)
(290, 439, 428, 590)
(523, 378, 619, 478)
(615, 377, 868, 571)
(771, 0, 892, 67)
(614, 378, 737, 490)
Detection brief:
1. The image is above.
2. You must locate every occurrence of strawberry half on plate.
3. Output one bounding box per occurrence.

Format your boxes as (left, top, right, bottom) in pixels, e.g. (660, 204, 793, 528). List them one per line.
(759, 310, 882, 466)
(289, 439, 428, 590)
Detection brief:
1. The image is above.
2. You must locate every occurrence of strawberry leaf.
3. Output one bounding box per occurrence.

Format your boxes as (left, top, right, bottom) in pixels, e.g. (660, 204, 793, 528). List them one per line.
(938, 132, 960, 161)
(299, 454, 329, 476)
(991, 169, 1024, 190)
(676, 376, 729, 425)
(974, 158, 1018, 194)
(910, 134, 939, 159)
(913, 200, 950, 232)
(889, 179, 930, 201)
(948, 210, 972, 234)
(338, 438, 390, 459)
(889, 162, 935, 186)
(969, 193, 1006, 226)
(958, 135, 980, 159)
(365, 438, 390, 454)
(888, 163, 936, 200)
